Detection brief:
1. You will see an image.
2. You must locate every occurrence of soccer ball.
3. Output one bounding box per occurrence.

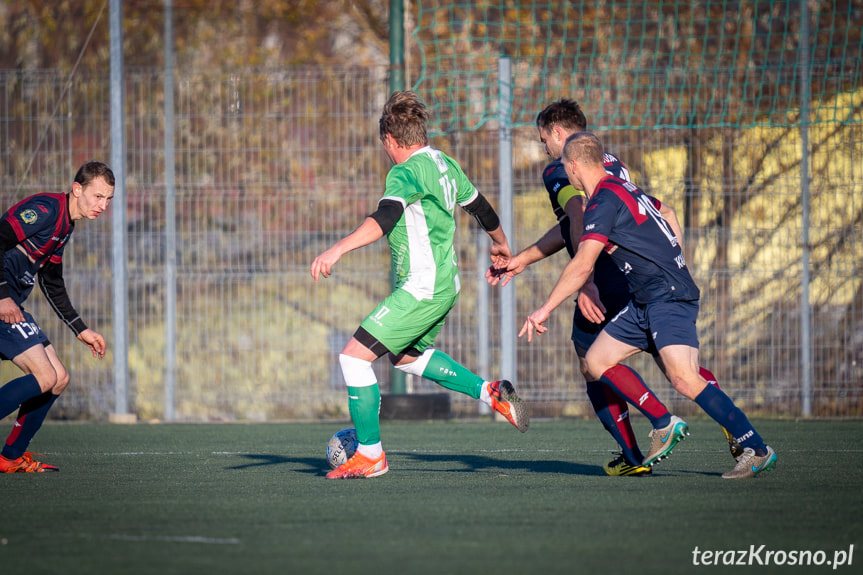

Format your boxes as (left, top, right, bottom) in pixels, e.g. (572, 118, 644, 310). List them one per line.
(326, 427, 358, 469)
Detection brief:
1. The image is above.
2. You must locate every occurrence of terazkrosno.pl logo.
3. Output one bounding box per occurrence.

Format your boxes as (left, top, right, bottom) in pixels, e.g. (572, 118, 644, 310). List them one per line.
(692, 544, 854, 569)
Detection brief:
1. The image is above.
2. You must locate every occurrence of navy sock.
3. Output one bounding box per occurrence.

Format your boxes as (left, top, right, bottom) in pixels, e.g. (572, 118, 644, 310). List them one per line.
(694, 384, 766, 453)
(585, 381, 642, 465)
(2, 392, 58, 460)
(0, 374, 42, 421)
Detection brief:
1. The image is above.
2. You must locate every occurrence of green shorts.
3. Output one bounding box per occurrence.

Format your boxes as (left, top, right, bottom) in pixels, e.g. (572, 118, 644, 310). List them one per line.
(359, 287, 459, 355)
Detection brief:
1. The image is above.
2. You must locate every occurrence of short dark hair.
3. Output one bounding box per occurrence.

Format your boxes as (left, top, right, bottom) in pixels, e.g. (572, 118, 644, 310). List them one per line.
(74, 161, 115, 187)
(536, 99, 588, 132)
(379, 91, 429, 147)
(562, 132, 604, 165)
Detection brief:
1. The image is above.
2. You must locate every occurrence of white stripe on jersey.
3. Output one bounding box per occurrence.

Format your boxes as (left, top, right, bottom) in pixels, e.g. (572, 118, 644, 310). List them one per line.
(401, 201, 436, 300)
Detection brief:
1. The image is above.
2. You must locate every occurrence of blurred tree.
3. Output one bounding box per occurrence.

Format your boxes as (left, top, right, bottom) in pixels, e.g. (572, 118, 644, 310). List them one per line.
(0, 0, 390, 70)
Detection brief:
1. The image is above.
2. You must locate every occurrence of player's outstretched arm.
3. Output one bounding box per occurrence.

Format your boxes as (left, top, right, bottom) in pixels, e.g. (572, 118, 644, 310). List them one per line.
(487, 225, 565, 287)
(519, 239, 604, 342)
(77, 329, 106, 359)
(461, 192, 511, 275)
(311, 217, 384, 281)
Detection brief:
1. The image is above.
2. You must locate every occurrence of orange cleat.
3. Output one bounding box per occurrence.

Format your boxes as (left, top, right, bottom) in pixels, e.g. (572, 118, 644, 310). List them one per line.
(326, 450, 388, 479)
(0, 452, 59, 473)
(488, 380, 530, 433)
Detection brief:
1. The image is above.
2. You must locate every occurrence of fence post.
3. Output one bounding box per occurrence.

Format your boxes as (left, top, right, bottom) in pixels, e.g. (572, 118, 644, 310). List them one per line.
(110, 0, 132, 422)
(800, 0, 812, 417)
(163, 0, 178, 421)
(388, 0, 407, 395)
(498, 58, 515, 383)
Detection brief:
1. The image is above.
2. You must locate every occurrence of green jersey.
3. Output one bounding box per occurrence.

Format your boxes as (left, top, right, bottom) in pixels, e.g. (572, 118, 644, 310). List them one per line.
(381, 146, 479, 301)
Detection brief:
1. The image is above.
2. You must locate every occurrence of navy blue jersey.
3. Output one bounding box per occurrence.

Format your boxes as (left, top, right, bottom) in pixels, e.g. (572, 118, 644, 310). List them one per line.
(542, 151, 631, 303)
(541, 157, 575, 251)
(1, 193, 74, 305)
(582, 175, 700, 304)
(542, 151, 630, 257)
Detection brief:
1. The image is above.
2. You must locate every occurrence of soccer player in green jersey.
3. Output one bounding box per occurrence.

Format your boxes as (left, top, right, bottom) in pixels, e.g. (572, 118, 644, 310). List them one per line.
(311, 91, 529, 479)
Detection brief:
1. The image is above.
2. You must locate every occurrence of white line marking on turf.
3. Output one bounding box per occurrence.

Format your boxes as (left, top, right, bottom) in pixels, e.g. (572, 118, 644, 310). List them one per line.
(107, 535, 240, 544)
(102, 452, 193, 456)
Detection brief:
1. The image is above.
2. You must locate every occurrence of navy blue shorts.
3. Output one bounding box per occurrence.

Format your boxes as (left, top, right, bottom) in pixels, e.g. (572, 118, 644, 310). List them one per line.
(570, 288, 634, 357)
(0, 310, 50, 361)
(602, 299, 700, 352)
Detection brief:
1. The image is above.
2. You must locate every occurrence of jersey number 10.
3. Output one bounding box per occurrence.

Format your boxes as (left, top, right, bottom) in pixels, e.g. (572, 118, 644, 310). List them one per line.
(439, 175, 457, 212)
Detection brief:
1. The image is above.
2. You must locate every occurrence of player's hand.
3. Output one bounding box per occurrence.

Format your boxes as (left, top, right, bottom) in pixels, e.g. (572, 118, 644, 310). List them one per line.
(488, 240, 511, 270)
(0, 297, 25, 325)
(518, 307, 550, 343)
(577, 282, 606, 324)
(486, 247, 512, 285)
(485, 265, 511, 286)
(485, 258, 526, 287)
(310, 247, 342, 282)
(77, 329, 106, 359)
(486, 254, 526, 287)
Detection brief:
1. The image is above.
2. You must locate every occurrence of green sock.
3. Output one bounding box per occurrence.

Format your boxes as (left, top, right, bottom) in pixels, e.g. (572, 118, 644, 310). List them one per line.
(421, 350, 484, 399)
(347, 384, 381, 445)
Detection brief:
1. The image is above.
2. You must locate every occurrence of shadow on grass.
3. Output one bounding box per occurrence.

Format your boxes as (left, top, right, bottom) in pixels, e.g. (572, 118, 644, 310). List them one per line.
(225, 452, 606, 477)
(400, 452, 606, 476)
(671, 468, 725, 478)
(227, 454, 324, 474)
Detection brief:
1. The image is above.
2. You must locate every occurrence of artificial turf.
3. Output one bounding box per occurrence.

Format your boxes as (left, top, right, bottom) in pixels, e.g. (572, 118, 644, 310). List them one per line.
(2, 418, 860, 574)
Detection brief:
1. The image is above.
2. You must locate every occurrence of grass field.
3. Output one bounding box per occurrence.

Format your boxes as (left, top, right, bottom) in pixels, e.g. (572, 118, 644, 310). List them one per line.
(2, 417, 861, 574)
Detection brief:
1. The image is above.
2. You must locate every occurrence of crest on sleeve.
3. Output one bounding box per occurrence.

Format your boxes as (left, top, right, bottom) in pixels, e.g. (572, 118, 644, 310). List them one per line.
(19, 209, 38, 225)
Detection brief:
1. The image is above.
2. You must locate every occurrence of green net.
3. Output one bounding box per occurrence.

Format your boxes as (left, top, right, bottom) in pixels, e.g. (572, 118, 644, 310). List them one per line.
(412, 0, 863, 134)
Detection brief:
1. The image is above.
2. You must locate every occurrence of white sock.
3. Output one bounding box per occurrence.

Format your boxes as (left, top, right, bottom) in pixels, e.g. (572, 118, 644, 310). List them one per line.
(357, 441, 383, 459)
(479, 381, 492, 406)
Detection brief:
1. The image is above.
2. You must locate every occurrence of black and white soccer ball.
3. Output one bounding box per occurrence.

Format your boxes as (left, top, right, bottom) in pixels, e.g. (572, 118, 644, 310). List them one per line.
(326, 427, 358, 469)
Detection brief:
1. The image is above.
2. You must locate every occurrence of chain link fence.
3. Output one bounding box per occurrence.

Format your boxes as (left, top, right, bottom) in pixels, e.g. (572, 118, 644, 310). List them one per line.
(0, 66, 860, 421)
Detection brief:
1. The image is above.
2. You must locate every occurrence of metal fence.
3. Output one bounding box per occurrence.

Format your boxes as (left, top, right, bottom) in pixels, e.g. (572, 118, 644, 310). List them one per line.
(0, 66, 860, 422)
